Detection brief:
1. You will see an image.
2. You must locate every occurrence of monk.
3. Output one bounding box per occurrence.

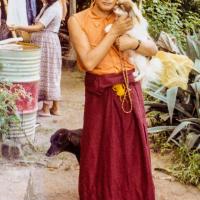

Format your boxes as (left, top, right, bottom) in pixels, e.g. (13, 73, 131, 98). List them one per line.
(68, 0, 157, 199)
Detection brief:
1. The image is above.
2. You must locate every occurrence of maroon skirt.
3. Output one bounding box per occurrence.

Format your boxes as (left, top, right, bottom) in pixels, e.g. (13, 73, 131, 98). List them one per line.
(79, 71, 155, 200)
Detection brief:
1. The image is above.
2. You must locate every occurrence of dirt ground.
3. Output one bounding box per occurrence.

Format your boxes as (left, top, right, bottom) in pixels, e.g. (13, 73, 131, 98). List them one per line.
(0, 68, 200, 200)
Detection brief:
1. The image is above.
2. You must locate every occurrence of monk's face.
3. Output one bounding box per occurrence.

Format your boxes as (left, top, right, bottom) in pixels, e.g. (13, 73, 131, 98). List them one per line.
(94, 0, 117, 12)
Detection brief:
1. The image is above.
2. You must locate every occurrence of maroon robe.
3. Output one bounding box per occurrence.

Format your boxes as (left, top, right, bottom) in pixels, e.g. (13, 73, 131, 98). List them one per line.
(79, 71, 155, 200)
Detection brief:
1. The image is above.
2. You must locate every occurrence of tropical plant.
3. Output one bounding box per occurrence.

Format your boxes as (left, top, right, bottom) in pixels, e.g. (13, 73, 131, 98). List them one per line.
(0, 82, 29, 137)
(146, 32, 200, 150)
(76, 0, 91, 11)
(143, 0, 184, 41)
(179, 0, 200, 14)
(171, 145, 200, 186)
(142, 0, 200, 47)
(151, 133, 200, 186)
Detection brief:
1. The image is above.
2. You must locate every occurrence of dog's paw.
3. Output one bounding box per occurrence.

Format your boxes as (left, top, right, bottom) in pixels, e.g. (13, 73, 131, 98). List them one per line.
(133, 71, 139, 77)
(134, 74, 144, 82)
(133, 71, 143, 81)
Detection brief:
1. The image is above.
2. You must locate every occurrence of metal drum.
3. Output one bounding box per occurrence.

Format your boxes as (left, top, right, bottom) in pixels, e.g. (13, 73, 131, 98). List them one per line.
(0, 43, 41, 144)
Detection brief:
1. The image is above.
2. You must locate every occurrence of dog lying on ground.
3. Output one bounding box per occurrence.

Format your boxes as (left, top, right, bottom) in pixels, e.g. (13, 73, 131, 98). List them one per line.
(46, 128, 82, 163)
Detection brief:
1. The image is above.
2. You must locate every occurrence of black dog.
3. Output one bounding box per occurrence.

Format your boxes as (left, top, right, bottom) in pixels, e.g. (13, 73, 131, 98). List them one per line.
(46, 128, 82, 163)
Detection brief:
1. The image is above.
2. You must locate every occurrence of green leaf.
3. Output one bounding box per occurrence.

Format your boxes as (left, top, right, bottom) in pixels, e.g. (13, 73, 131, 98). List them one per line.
(146, 91, 167, 102)
(179, 118, 200, 125)
(0, 118, 5, 127)
(186, 35, 200, 61)
(191, 82, 200, 94)
(191, 82, 200, 117)
(194, 59, 200, 73)
(166, 87, 178, 124)
(168, 121, 194, 142)
(148, 126, 176, 133)
(185, 132, 200, 149)
(146, 91, 192, 118)
(144, 101, 167, 108)
(145, 82, 163, 93)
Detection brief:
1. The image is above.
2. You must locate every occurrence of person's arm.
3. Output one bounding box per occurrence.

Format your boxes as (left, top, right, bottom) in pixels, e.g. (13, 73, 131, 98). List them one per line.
(68, 15, 133, 71)
(9, 23, 44, 33)
(116, 34, 158, 57)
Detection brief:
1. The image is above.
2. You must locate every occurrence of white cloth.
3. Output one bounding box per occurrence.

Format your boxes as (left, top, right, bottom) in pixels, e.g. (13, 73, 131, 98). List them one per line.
(7, 0, 28, 26)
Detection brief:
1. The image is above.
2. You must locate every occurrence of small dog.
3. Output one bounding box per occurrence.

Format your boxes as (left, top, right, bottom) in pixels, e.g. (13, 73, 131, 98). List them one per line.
(105, 0, 163, 88)
(46, 128, 82, 163)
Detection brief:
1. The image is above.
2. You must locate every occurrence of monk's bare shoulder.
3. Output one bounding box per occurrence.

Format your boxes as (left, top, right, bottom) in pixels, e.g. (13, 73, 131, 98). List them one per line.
(68, 8, 90, 27)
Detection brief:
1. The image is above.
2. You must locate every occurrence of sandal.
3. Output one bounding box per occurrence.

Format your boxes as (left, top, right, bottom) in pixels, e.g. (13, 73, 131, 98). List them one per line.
(38, 110, 51, 117)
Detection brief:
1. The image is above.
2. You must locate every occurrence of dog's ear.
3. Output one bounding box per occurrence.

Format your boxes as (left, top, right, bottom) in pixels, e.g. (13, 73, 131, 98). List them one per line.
(58, 128, 68, 135)
(70, 134, 80, 146)
(51, 129, 68, 143)
(123, 2, 132, 13)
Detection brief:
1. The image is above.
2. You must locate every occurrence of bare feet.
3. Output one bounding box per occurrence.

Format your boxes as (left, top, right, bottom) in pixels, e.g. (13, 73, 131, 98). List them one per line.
(50, 101, 61, 116)
(38, 110, 51, 117)
(50, 108, 61, 116)
(38, 102, 51, 117)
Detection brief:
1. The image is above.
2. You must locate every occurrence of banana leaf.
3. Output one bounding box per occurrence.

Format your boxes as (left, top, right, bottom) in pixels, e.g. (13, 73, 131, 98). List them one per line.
(185, 132, 200, 150)
(144, 101, 167, 108)
(148, 126, 176, 133)
(186, 35, 200, 62)
(168, 121, 195, 142)
(146, 91, 192, 118)
(166, 87, 178, 124)
(179, 118, 200, 124)
(194, 59, 200, 73)
(191, 82, 200, 94)
(191, 82, 200, 117)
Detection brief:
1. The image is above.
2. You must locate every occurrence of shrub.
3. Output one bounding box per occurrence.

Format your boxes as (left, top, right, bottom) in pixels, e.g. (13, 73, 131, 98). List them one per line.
(0, 82, 28, 136)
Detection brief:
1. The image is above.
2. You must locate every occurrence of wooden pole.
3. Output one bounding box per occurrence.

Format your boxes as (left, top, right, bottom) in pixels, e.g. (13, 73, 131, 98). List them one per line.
(69, 0, 76, 16)
(0, 1, 1, 26)
(67, 0, 77, 66)
(2, 0, 7, 12)
(2, 0, 17, 38)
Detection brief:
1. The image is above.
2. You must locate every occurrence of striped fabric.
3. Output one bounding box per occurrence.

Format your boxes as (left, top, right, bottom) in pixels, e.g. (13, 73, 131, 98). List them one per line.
(31, 31, 62, 101)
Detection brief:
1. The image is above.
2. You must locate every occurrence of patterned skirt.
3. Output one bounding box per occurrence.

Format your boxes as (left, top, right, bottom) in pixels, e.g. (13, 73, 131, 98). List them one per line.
(31, 31, 62, 101)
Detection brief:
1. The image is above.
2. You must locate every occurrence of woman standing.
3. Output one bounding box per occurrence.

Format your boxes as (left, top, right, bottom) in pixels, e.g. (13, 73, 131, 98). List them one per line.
(10, 0, 62, 116)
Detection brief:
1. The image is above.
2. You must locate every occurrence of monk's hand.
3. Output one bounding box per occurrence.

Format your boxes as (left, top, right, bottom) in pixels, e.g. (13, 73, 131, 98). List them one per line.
(115, 34, 134, 51)
(110, 16, 133, 37)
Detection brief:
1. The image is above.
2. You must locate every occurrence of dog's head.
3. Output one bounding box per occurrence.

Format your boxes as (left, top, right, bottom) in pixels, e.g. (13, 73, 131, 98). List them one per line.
(46, 128, 81, 157)
(113, 0, 133, 17)
(114, 0, 141, 23)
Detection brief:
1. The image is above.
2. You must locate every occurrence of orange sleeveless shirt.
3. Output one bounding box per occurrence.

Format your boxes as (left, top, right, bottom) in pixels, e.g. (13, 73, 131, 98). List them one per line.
(73, 7, 134, 75)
